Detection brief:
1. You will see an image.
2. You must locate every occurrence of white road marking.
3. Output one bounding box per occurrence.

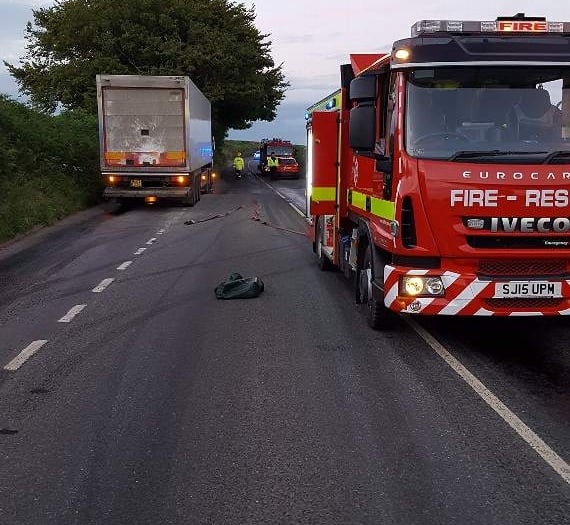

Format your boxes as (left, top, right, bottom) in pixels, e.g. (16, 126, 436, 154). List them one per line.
(288, 202, 306, 218)
(258, 176, 308, 219)
(157, 229, 166, 235)
(92, 278, 115, 293)
(146, 238, 157, 245)
(58, 304, 87, 323)
(117, 261, 133, 271)
(406, 318, 570, 485)
(134, 248, 147, 255)
(4, 340, 49, 371)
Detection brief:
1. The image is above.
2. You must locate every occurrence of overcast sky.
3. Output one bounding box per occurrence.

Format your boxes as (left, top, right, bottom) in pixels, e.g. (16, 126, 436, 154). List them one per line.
(1, 0, 569, 143)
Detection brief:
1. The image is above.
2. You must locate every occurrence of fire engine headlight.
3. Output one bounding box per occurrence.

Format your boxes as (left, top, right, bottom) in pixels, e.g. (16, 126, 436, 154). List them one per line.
(201, 174, 207, 181)
(401, 276, 445, 297)
(425, 277, 444, 295)
(403, 277, 424, 296)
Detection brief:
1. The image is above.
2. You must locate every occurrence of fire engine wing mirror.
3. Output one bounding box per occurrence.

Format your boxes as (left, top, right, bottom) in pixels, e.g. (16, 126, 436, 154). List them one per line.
(349, 76, 376, 102)
(349, 103, 376, 152)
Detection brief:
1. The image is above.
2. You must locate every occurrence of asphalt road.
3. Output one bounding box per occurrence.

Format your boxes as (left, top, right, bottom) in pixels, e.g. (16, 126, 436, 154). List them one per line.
(0, 170, 569, 524)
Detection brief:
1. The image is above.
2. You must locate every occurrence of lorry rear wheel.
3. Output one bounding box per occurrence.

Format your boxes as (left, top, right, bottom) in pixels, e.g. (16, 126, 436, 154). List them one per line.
(182, 189, 196, 207)
(358, 245, 390, 330)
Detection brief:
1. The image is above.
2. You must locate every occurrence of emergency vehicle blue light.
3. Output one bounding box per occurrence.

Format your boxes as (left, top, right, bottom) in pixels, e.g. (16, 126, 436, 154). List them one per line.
(305, 112, 310, 120)
(325, 99, 337, 110)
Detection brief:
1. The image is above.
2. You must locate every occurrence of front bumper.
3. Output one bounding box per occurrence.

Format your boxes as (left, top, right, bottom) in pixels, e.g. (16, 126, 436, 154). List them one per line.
(383, 265, 570, 316)
(103, 187, 189, 199)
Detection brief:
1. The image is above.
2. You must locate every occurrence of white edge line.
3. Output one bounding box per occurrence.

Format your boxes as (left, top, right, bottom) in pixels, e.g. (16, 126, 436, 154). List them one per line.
(288, 202, 306, 218)
(4, 340, 49, 371)
(258, 175, 308, 219)
(92, 278, 115, 293)
(117, 261, 133, 271)
(405, 317, 570, 485)
(58, 304, 87, 323)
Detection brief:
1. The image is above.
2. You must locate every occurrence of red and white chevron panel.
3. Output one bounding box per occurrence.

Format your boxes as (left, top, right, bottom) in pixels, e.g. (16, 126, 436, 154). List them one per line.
(383, 265, 570, 316)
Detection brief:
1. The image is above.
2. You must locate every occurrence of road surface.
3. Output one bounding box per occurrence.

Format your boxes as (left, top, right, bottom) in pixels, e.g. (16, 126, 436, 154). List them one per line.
(0, 171, 568, 524)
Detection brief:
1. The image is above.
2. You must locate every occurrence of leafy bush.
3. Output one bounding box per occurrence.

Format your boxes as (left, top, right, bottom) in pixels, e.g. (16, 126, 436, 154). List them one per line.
(0, 96, 101, 242)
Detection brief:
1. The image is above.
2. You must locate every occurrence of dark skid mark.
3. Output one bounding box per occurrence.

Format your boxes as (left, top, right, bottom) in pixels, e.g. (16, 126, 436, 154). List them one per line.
(30, 388, 50, 395)
(0, 428, 18, 435)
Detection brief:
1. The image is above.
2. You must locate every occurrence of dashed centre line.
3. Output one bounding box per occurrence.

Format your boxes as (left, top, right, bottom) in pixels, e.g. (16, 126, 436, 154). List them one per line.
(92, 278, 115, 293)
(117, 261, 133, 271)
(58, 304, 87, 323)
(406, 318, 570, 485)
(134, 248, 147, 255)
(4, 340, 49, 371)
(157, 229, 166, 235)
(146, 238, 157, 245)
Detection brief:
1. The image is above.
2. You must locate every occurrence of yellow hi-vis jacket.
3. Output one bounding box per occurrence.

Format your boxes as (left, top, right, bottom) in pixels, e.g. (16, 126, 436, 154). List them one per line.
(267, 157, 279, 168)
(233, 156, 245, 170)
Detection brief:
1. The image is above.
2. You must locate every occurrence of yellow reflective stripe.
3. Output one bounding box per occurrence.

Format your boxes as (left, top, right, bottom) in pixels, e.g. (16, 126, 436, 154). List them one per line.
(351, 191, 366, 210)
(165, 151, 186, 160)
(312, 187, 336, 202)
(370, 197, 395, 220)
(350, 191, 395, 220)
(105, 151, 124, 160)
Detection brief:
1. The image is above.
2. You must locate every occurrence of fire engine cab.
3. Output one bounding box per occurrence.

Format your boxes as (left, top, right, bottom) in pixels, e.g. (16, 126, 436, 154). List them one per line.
(306, 14, 570, 328)
(258, 138, 294, 174)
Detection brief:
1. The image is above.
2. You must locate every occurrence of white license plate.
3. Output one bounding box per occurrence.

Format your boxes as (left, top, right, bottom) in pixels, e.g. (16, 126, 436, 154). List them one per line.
(494, 281, 562, 298)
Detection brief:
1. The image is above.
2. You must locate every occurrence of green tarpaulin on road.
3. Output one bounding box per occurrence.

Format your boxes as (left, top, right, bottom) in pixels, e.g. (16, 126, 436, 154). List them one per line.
(215, 273, 265, 299)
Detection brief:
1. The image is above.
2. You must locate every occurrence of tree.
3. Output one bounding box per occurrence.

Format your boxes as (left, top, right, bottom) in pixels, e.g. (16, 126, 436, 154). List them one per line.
(6, 0, 288, 144)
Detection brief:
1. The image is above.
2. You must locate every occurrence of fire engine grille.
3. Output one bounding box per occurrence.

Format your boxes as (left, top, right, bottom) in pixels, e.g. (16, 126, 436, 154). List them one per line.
(478, 260, 567, 277)
(467, 236, 570, 250)
(485, 298, 564, 310)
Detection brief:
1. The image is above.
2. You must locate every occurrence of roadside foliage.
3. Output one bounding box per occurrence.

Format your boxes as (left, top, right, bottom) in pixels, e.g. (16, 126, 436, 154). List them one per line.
(0, 96, 100, 243)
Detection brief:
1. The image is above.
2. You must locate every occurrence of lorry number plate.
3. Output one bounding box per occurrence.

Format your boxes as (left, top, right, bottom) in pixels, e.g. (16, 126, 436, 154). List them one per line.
(494, 281, 562, 299)
(130, 179, 142, 188)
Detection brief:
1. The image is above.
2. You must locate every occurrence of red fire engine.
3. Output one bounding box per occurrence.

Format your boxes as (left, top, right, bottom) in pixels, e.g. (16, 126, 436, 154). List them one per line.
(259, 138, 294, 173)
(306, 14, 570, 328)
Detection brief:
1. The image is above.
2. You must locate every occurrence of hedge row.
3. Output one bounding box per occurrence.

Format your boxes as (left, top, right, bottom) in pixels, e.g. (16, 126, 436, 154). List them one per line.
(0, 96, 101, 243)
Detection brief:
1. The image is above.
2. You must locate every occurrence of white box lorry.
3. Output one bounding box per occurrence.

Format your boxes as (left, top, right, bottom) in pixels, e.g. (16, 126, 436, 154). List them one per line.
(96, 75, 214, 206)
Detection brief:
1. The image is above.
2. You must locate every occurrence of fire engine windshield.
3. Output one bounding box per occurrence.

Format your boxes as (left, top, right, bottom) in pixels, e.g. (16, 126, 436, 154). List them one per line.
(405, 67, 570, 162)
(266, 146, 293, 156)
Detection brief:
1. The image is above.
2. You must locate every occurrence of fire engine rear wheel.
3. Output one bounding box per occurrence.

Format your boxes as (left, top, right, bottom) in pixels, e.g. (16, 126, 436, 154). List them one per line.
(358, 246, 390, 330)
(316, 217, 334, 271)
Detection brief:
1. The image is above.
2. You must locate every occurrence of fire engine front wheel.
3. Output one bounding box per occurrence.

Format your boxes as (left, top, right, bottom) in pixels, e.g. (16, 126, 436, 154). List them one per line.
(358, 246, 390, 330)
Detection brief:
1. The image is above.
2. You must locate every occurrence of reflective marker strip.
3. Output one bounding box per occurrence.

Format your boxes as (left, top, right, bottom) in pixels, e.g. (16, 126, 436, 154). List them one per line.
(165, 151, 186, 160)
(351, 191, 366, 210)
(311, 187, 336, 202)
(4, 340, 49, 371)
(370, 196, 395, 220)
(350, 190, 395, 220)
